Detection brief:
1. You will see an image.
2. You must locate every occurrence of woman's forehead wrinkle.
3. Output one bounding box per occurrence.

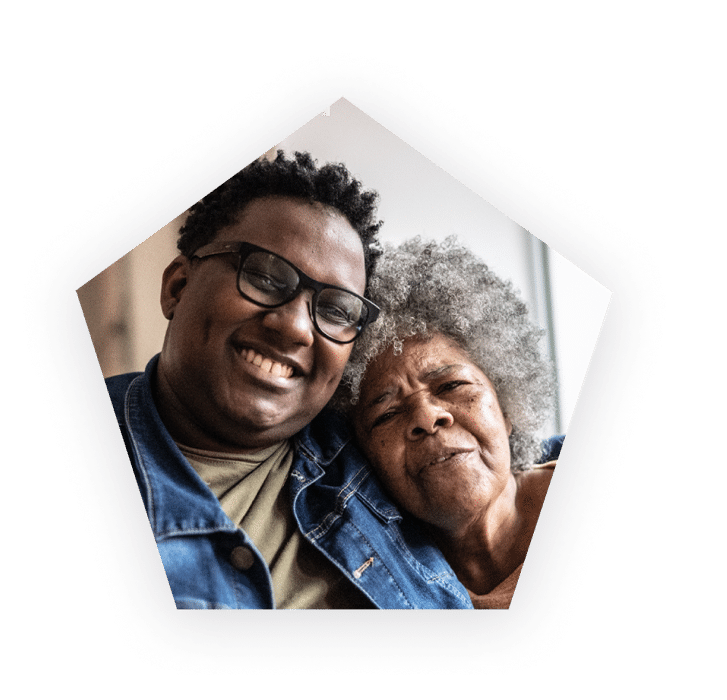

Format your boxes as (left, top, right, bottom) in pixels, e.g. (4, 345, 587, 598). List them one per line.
(364, 362, 467, 409)
(422, 363, 465, 381)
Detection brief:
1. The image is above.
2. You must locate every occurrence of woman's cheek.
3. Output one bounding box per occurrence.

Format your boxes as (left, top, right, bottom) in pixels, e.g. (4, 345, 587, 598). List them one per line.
(369, 425, 392, 452)
(364, 435, 386, 466)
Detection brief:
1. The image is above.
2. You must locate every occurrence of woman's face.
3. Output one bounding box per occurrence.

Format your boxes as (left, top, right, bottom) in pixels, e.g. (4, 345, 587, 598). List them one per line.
(353, 333, 513, 533)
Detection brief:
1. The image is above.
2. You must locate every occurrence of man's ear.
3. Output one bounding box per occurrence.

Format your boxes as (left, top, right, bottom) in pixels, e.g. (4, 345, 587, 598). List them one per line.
(160, 255, 191, 320)
(504, 413, 513, 437)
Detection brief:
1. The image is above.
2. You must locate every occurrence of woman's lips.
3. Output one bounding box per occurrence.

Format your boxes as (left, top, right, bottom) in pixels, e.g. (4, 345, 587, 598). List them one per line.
(422, 447, 475, 470)
(428, 452, 458, 466)
(240, 347, 295, 378)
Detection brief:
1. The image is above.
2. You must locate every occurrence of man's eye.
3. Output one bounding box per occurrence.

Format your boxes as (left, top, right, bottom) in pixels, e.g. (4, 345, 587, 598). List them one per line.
(317, 292, 362, 327)
(246, 272, 288, 293)
(317, 303, 355, 326)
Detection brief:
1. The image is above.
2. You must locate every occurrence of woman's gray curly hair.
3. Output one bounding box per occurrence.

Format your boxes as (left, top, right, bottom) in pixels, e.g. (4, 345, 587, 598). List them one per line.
(334, 236, 556, 472)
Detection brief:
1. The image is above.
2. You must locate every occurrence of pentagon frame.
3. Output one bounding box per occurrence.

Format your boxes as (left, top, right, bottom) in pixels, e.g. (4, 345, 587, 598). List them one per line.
(26, 56, 661, 673)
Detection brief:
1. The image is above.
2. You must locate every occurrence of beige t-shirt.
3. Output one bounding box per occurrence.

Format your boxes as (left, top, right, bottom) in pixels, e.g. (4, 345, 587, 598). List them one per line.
(179, 441, 371, 609)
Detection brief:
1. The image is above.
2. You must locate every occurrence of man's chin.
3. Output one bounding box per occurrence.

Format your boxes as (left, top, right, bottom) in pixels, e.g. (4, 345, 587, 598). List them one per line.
(226, 404, 309, 445)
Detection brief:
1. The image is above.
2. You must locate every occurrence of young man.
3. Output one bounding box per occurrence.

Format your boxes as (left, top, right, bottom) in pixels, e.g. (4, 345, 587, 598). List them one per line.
(106, 151, 473, 609)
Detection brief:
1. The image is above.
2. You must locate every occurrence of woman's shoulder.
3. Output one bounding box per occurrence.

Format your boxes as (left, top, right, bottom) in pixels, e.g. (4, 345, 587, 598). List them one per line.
(514, 462, 555, 520)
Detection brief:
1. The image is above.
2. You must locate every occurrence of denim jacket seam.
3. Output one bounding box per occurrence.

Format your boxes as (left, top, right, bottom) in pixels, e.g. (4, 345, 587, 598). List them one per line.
(304, 443, 396, 513)
(373, 518, 462, 590)
(344, 472, 403, 524)
(296, 437, 347, 469)
(338, 464, 371, 499)
(124, 375, 157, 530)
(304, 509, 343, 541)
(302, 464, 372, 541)
(346, 520, 414, 609)
(155, 524, 239, 540)
(355, 490, 401, 522)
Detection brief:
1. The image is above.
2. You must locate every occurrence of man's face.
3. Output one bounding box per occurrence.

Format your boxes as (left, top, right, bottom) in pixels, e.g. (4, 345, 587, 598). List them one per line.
(156, 196, 366, 453)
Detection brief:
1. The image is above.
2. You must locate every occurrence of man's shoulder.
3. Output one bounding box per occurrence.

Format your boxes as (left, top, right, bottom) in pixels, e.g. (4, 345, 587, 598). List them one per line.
(105, 370, 143, 393)
(105, 356, 159, 408)
(105, 370, 144, 413)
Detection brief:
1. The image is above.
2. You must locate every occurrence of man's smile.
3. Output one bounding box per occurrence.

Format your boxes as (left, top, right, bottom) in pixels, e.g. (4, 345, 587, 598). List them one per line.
(239, 347, 295, 378)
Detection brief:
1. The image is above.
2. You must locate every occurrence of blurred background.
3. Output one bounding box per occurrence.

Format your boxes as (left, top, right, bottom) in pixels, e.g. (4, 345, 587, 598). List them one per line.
(77, 99, 610, 437)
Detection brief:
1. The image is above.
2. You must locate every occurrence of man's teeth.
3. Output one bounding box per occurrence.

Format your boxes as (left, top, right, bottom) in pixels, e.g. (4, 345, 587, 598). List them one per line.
(242, 349, 294, 378)
(431, 453, 455, 466)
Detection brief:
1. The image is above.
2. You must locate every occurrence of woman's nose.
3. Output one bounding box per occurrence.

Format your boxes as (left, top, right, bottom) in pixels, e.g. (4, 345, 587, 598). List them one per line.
(261, 291, 316, 346)
(406, 398, 454, 439)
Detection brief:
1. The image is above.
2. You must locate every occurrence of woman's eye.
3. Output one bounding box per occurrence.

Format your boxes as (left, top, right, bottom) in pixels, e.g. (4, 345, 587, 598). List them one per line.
(371, 411, 398, 429)
(438, 380, 467, 393)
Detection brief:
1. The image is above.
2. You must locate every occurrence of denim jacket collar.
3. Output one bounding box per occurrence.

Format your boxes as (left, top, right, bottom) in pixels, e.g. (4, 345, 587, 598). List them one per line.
(119, 355, 402, 537)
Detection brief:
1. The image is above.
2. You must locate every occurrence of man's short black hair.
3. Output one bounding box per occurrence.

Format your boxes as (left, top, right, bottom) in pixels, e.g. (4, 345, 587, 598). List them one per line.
(178, 150, 383, 286)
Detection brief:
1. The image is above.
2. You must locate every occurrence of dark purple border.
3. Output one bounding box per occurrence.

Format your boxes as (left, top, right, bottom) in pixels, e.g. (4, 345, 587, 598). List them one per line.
(26, 56, 663, 673)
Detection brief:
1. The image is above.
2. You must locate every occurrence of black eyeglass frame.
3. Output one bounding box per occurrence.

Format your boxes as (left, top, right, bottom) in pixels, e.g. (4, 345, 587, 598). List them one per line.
(192, 241, 380, 344)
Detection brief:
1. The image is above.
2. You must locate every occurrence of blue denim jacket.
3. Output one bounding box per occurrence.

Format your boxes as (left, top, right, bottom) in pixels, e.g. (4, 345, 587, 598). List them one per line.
(106, 356, 473, 609)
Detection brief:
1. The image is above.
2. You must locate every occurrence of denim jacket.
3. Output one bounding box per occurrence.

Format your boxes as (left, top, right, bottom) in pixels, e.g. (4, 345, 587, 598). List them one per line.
(106, 356, 473, 609)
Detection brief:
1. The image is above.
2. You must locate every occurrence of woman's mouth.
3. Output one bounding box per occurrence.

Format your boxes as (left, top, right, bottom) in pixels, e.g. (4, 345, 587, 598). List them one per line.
(429, 452, 457, 466)
(424, 448, 475, 469)
(240, 348, 295, 378)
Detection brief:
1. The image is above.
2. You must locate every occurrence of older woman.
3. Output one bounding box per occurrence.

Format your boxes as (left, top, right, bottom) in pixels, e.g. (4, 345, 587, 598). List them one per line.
(334, 237, 558, 609)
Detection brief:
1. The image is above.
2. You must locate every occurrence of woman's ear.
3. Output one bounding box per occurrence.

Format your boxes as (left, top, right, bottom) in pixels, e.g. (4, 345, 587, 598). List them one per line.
(160, 255, 191, 320)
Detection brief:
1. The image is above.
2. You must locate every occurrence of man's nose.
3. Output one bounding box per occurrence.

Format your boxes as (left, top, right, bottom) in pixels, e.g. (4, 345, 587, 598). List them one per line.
(406, 397, 454, 440)
(261, 290, 316, 346)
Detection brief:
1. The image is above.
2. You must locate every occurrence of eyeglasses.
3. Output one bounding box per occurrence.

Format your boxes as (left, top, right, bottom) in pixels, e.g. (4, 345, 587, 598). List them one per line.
(192, 241, 380, 344)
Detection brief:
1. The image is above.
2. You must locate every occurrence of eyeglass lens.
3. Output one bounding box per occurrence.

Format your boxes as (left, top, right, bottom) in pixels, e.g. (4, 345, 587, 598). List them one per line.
(239, 251, 367, 342)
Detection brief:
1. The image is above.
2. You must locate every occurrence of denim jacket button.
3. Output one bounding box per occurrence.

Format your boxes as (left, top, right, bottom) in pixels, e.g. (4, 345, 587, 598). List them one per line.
(230, 546, 255, 571)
